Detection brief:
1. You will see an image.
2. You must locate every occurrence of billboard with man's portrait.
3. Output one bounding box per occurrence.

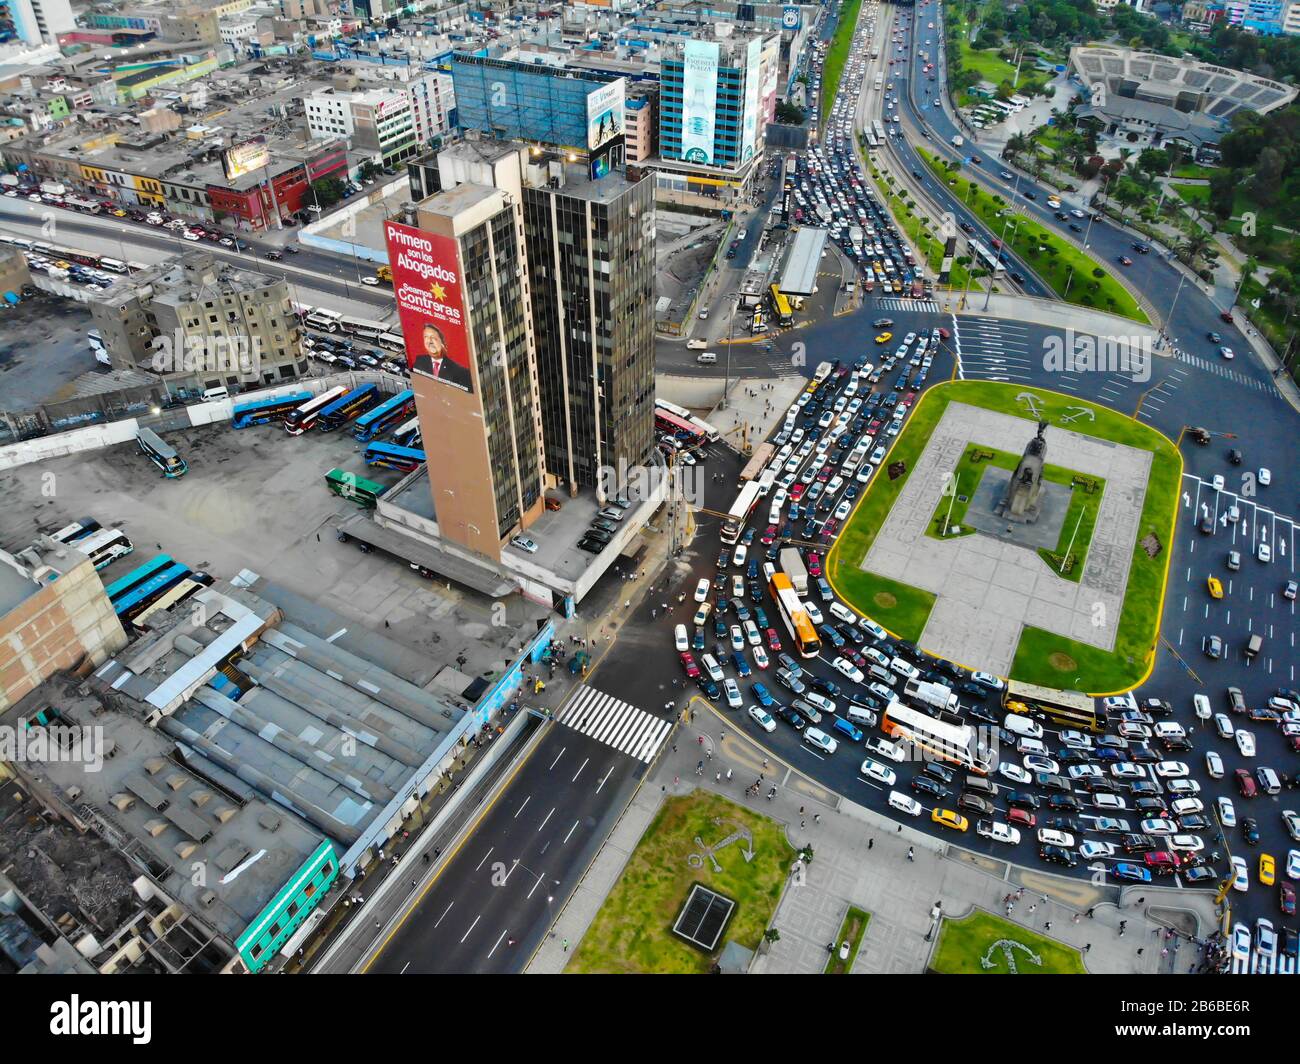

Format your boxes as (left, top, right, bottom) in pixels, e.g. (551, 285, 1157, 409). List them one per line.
(384, 219, 474, 393)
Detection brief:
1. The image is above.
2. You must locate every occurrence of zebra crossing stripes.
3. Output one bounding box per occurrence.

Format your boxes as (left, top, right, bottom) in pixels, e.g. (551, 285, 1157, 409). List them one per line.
(873, 296, 941, 312)
(553, 685, 672, 764)
(1172, 351, 1281, 396)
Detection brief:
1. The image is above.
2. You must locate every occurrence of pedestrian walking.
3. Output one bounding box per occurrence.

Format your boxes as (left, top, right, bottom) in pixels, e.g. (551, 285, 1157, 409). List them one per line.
(1137, 896, 1146, 905)
(801, 819, 806, 829)
(868, 839, 874, 850)
(906, 847, 914, 862)
(563, 938, 569, 952)
(1027, 904, 1036, 916)
(814, 813, 821, 825)
(726, 768, 733, 781)
(716, 772, 722, 783)
(800, 806, 805, 815)
(1086, 907, 1096, 919)
(1083, 943, 1092, 953)
(1137, 948, 1144, 957)
(1073, 913, 1080, 924)
(1044, 922, 1052, 932)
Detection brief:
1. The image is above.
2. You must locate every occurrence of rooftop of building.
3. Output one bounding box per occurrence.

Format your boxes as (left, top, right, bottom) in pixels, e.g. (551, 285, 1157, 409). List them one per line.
(0, 539, 92, 615)
(90, 250, 288, 305)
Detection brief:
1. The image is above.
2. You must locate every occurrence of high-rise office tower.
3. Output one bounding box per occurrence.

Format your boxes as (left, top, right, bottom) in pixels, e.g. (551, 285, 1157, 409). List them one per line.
(522, 162, 655, 494)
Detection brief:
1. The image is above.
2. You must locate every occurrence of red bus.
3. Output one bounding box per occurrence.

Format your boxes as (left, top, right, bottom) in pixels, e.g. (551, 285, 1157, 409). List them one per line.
(655, 409, 707, 447)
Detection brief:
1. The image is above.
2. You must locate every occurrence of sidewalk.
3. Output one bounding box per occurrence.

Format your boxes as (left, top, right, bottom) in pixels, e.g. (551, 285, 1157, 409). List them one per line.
(530, 701, 1221, 974)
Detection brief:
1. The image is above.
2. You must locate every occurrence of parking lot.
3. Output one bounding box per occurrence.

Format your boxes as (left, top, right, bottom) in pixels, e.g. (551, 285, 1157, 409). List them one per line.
(0, 419, 546, 677)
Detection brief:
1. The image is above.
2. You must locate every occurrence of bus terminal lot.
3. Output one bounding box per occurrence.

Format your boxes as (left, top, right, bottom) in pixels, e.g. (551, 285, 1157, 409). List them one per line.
(0, 421, 542, 670)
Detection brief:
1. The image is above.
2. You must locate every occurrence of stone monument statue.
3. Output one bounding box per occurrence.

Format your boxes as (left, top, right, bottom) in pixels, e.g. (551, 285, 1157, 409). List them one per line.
(997, 419, 1048, 522)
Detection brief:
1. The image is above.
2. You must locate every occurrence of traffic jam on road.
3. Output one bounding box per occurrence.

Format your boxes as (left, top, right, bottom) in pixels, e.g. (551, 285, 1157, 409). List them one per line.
(791, 5, 931, 299)
(666, 342, 1299, 972)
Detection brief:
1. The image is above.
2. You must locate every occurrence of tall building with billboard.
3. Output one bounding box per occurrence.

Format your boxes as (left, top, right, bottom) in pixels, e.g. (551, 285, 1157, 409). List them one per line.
(450, 54, 626, 161)
(657, 29, 776, 203)
(385, 142, 547, 560)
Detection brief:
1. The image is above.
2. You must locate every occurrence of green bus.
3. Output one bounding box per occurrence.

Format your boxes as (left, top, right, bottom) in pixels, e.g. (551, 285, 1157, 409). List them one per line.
(324, 467, 386, 508)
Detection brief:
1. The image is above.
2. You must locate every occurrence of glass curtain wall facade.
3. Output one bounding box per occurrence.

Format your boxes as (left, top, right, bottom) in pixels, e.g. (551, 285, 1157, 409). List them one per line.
(524, 175, 655, 493)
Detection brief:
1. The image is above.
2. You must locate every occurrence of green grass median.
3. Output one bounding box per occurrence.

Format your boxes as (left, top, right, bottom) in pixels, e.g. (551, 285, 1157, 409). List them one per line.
(930, 910, 1088, 974)
(827, 381, 1179, 694)
(918, 149, 1149, 325)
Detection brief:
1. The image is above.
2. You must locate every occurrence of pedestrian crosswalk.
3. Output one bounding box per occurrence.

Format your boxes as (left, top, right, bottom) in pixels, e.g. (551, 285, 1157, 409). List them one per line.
(1172, 351, 1281, 396)
(874, 296, 941, 312)
(553, 685, 672, 764)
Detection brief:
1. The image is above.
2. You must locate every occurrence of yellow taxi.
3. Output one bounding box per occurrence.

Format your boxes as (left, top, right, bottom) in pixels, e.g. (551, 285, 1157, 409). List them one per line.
(931, 808, 969, 832)
(1207, 576, 1224, 599)
(875, 332, 893, 344)
(1260, 853, 1276, 886)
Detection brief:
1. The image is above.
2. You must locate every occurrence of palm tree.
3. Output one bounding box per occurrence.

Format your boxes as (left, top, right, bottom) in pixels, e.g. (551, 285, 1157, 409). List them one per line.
(1176, 231, 1213, 270)
(1003, 132, 1031, 164)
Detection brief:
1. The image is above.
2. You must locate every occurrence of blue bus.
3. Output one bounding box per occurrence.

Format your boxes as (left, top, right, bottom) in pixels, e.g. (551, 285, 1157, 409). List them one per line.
(391, 416, 421, 448)
(232, 391, 311, 429)
(352, 389, 414, 442)
(363, 441, 427, 472)
(113, 562, 191, 618)
(105, 554, 174, 602)
(317, 384, 379, 432)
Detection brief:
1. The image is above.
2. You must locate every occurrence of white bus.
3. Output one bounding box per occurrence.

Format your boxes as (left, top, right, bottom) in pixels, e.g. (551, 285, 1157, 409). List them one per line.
(75, 528, 134, 570)
(96, 257, 129, 273)
(377, 331, 405, 353)
(882, 701, 993, 774)
(50, 518, 100, 544)
(284, 386, 348, 435)
(304, 308, 344, 332)
(339, 316, 389, 342)
(720, 481, 764, 545)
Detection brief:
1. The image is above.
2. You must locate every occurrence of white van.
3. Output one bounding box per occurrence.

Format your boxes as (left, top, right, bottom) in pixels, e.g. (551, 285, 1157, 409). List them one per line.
(828, 601, 859, 626)
(674, 624, 688, 652)
(1257, 767, 1281, 795)
(888, 790, 923, 817)
(1003, 713, 1043, 739)
(1016, 736, 1047, 757)
(846, 703, 877, 727)
(696, 352, 717, 364)
(686, 339, 709, 350)
(202, 386, 230, 402)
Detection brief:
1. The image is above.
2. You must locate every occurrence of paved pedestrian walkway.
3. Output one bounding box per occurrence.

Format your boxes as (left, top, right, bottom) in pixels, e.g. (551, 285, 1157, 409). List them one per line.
(529, 700, 1221, 974)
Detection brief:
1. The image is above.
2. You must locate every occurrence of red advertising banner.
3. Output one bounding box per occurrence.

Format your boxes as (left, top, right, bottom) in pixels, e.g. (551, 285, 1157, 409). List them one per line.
(383, 219, 474, 392)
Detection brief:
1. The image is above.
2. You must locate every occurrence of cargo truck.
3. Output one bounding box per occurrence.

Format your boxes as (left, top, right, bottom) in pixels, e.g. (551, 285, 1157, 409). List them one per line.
(779, 547, 808, 595)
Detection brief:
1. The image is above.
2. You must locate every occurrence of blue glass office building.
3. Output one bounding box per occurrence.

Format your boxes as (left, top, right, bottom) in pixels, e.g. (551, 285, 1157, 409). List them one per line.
(451, 54, 614, 151)
(658, 36, 767, 174)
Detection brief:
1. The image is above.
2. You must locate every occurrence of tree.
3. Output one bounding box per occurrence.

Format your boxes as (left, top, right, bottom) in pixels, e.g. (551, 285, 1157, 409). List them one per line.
(776, 101, 806, 125)
(312, 176, 346, 209)
(1208, 169, 1237, 221)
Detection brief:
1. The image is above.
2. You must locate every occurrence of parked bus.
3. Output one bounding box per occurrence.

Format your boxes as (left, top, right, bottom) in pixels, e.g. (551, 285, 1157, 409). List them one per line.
(1003, 680, 1101, 734)
(232, 391, 312, 429)
(132, 574, 213, 628)
(882, 700, 992, 774)
(137, 427, 188, 478)
(112, 562, 191, 620)
(352, 389, 415, 442)
(105, 554, 174, 602)
(303, 308, 344, 332)
(317, 384, 379, 432)
(338, 316, 389, 342)
(50, 517, 101, 544)
(768, 283, 794, 328)
(654, 398, 719, 442)
(968, 237, 1005, 277)
(284, 387, 349, 436)
(770, 572, 821, 659)
(76, 528, 134, 571)
(739, 442, 776, 482)
(363, 441, 426, 472)
(325, 467, 386, 508)
(720, 481, 764, 546)
(391, 417, 422, 448)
